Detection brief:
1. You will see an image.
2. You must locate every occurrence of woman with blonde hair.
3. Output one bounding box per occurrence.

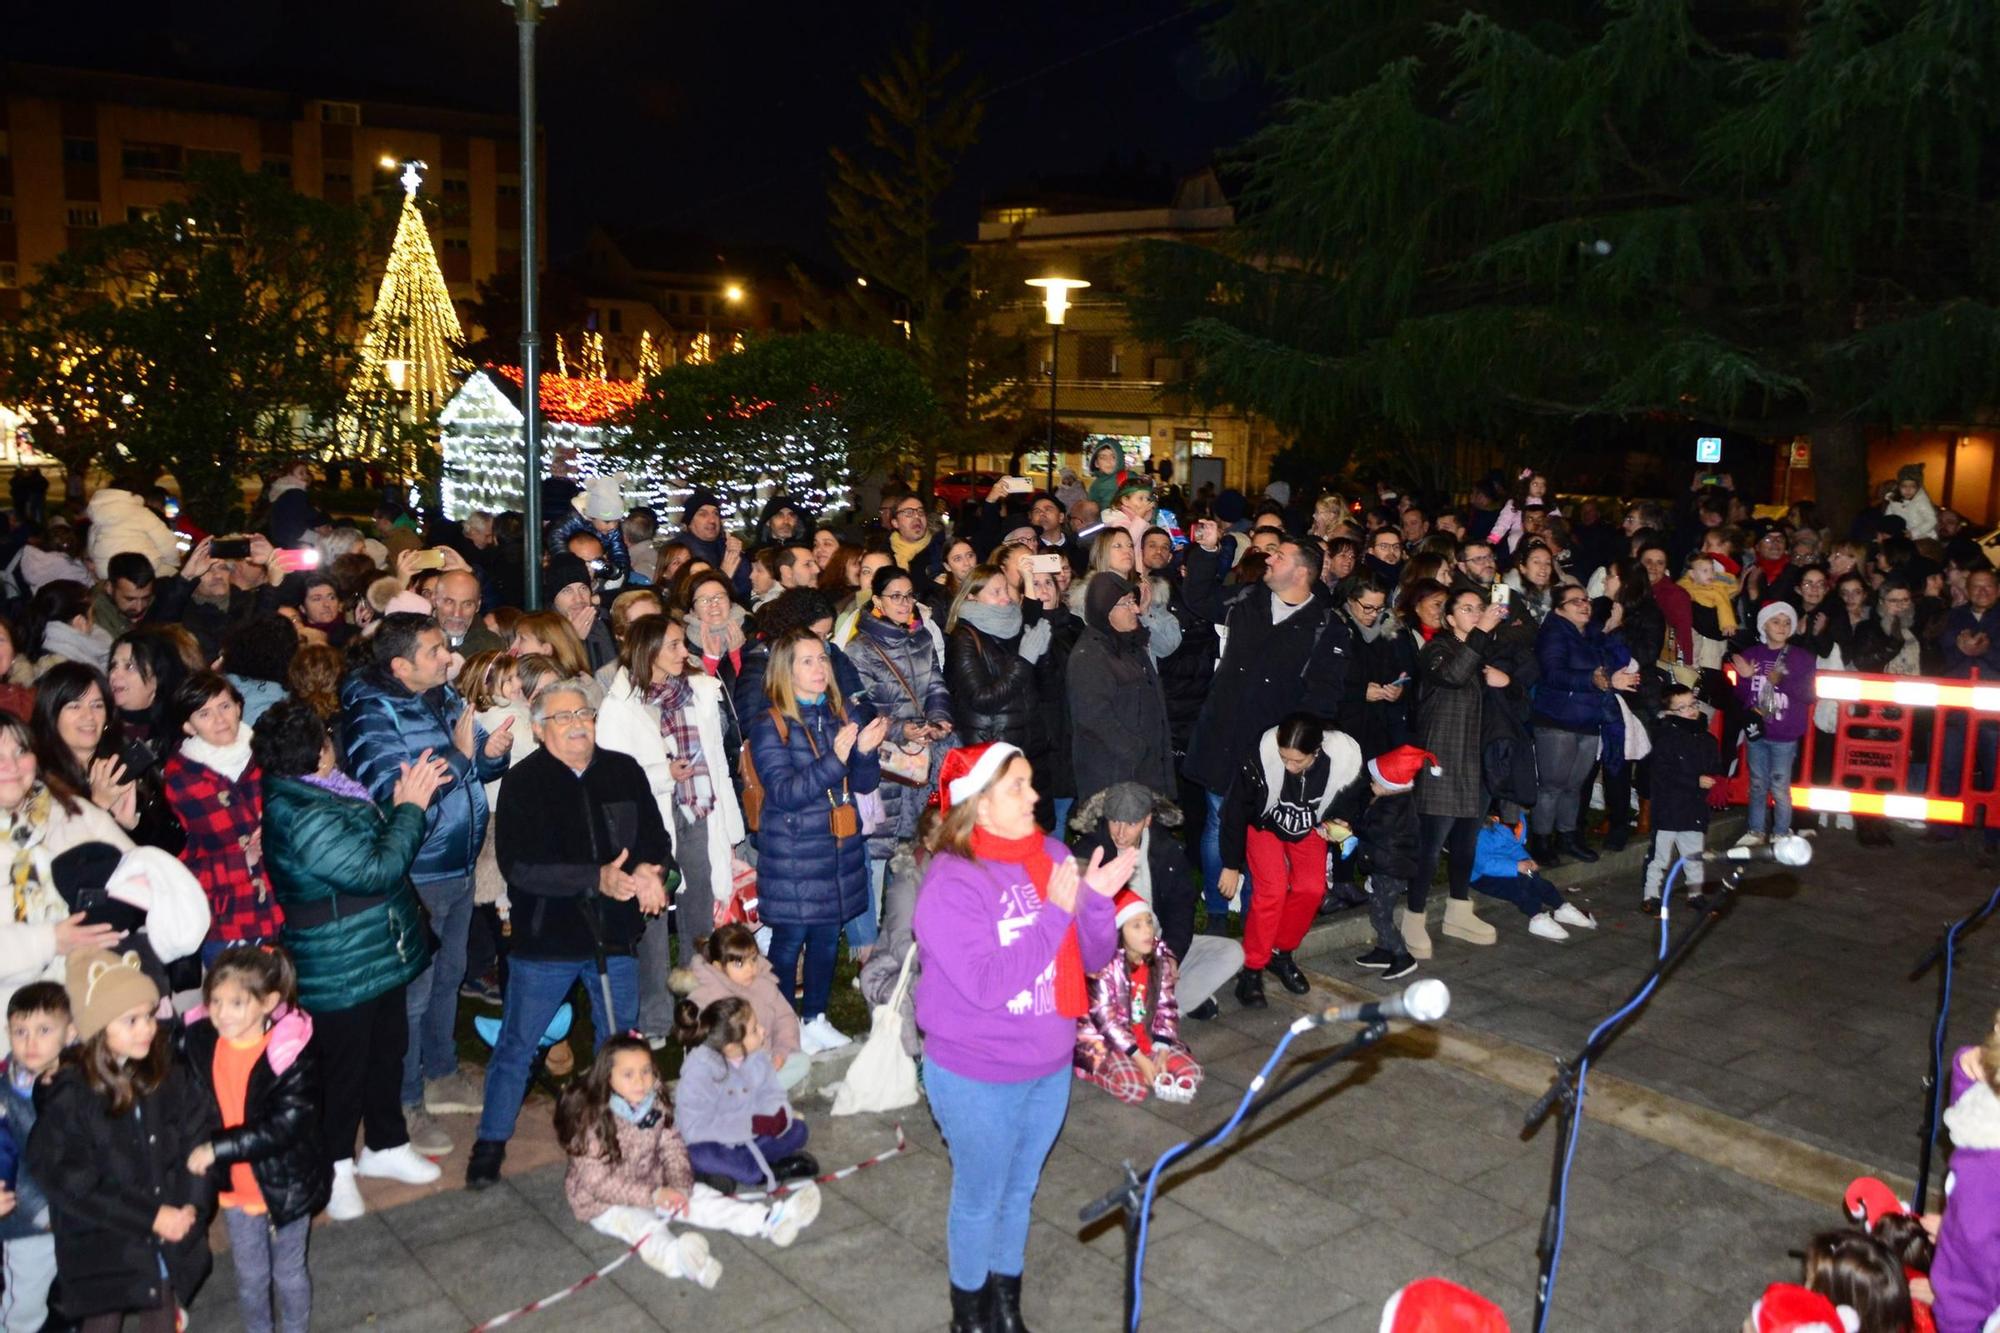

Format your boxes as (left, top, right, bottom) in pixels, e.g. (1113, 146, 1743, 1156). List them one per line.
(506, 610, 590, 677)
(456, 649, 539, 1006)
(747, 628, 889, 1053)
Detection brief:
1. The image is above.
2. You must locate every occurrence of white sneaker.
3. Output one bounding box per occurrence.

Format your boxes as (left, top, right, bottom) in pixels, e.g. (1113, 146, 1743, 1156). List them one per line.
(673, 1233, 723, 1289)
(327, 1160, 366, 1221)
(356, 1143, 443, 1185)
(1552, 903, 1597, 930)
(1527, 912, 1571, 942)
(763, 1182, 821, 1247)
(800, 1015, 850, 1054)
(1734, 831, 1766, 849)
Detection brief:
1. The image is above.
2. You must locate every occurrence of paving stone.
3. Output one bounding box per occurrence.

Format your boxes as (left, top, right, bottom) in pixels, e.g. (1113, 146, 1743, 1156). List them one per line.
(1316, 1155, 1530, 1257)
(1140, 1216, 1362, 1332)
(761, 1217, 945, 1333)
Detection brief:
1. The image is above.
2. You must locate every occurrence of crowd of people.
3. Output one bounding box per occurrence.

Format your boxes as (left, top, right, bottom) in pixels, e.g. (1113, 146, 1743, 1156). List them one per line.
(0, 447, 1989, 1332)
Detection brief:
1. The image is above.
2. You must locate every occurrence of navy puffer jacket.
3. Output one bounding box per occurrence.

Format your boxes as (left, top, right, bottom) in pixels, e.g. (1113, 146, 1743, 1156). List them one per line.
(748, 700, 881, 927)
(1531, 616, 1632, 733)
(340, 669, 508, 884)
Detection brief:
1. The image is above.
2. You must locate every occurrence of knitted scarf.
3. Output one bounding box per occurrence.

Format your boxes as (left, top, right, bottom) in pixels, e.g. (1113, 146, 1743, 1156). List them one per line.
(1678, 574, 1740, 635)
(182, 724, 256, 783)
(969, 825, 1087, 1018)
(889, 529, 932, 572)
(643, 676, 715, 820)
(0, 783, 56, 924)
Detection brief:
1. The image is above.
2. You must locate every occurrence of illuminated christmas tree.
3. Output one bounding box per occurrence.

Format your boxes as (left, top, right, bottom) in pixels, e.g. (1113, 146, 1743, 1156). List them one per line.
(636, 330, 661, 380)
(341, 161, 465, 464)
(580, 330, 607, 380)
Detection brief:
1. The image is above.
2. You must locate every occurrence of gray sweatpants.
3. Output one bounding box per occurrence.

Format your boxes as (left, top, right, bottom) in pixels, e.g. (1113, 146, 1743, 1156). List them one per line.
(1532, 729, 1602, 836)
(636, 807, 718, 1038)
(1177, 934, 1244, 1011)
(1642, 830, 1707, 901)
(223, 1208, 311, 1333)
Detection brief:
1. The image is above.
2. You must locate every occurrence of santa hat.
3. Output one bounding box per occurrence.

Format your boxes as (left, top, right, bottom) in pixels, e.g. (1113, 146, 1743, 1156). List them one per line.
(1112, 889, 1151, 934)
(1379, 1277, 1509, 1333)
(1756, 601, 1799, 641)
(1746, 1283, 1859, 1333)
(1842, 1176, 1907, 1229)
(932, 742, 1023, 811)
(1369, 745, 1442, 793)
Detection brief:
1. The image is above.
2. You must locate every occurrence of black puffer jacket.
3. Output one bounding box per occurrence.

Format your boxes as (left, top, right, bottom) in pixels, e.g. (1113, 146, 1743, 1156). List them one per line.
(945, 620, 1040, 758)
(1154, 581, 1217, 752)
(1033, 606, 1081, 802)
(29, 1057, 218, 1319)
(180, 1012, 331, 1228)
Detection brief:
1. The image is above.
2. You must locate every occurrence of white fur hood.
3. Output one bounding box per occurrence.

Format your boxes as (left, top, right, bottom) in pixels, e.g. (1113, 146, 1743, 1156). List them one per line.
(1256, 726, 1363, 820)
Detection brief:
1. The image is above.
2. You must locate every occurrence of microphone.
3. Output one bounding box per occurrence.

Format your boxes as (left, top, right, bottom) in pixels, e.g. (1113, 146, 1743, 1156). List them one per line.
(1698, 834, 1813, 867)
(1292, 979, 1450, 1032)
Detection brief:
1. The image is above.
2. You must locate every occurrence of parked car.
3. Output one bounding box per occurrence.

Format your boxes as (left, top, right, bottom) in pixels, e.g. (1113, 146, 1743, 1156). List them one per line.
(933, 470, 1003, 510)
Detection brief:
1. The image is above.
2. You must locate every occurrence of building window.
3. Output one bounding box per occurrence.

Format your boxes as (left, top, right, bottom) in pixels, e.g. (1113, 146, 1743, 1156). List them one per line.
(66, 206, 100, 228)
(990, 206, 1043, 225)
(608, 308, 623, 334)
(1076, 335, 1115, 379)
(122, 142, 184, 181)
(441, 235, 471, 251)
(0, 130, 11, 158)
(322, 172, 352, 204)
(687, 295, 704, 317)
(261, 156, 292, 180)
(320, 102, 361, 126)
(187, 148, 240, 171)
(0, 263, 17, 289)
(666, 294, 681, 314)
(496, 181, 520, 205)
(62, 137, 98, 166)
(0, 203, 12, 224)
(442, 175, 470, 196)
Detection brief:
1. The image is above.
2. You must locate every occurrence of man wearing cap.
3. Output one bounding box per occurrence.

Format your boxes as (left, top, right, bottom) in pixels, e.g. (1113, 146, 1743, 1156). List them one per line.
(1068, 783, 1243, 1020)
(342, 612, 514, 1159)
(546, 552, 618, 672)
(546, 476, 632, 578)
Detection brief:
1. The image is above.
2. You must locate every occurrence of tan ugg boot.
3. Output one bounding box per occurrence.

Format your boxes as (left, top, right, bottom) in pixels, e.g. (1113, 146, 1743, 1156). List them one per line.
(1442, 897, 1498, 946)
(1398, 906, 1433, 960)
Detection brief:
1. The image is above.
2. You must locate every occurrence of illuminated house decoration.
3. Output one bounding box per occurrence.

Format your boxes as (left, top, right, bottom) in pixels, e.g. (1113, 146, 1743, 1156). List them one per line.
(340, 161, 467, 463)
(439, 365, 852, 528)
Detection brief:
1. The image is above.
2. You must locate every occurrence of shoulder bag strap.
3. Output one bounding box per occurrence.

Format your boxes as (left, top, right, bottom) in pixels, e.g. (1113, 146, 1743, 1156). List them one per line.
(885, 941, 919, 1010)
(866, 635, 923, 712)
(790, 709, 848, 807)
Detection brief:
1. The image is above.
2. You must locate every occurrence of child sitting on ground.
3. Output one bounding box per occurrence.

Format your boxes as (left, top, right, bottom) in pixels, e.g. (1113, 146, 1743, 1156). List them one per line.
(669, 924, 807, 1090)
(0, 982, 70, 1333)
(1803, 1229, 1914, 1333)
(1351, 744, 1431, 978)
(1074, 891, 1201, 1105)
(1930, 1009, 2000, 1333)
(558, 1035, 820, 1289)
(1642, 684, 1722, 910)
(1468, 816, 1597, 942)
(183, 946, 328, 1333)
(1843, 1177, 1937, 1332)
(672, 997, 818, 1192)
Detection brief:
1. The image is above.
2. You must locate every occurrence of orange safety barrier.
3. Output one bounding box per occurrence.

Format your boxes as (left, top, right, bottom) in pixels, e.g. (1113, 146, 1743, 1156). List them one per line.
(1691, 671, 1994, 826)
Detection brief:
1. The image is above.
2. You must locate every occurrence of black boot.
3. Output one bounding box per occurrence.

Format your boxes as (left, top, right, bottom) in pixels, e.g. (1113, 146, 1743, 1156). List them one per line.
(1602, 821, 1630, 853)
(987, 1273, 1029, 1333)
(1558, 832, 1600, 863)
(1187, 997, 1219, 1021)
(1233, 967, 1267, 1009)
(1266, 950, 1311, 995)
(950, 1283, 994, 1333)
(465, 1138, 506, 1190)
(1532, 835, 1562, 868)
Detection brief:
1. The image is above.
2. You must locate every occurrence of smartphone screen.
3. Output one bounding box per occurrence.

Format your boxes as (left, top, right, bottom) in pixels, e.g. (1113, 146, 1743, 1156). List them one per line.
(211, 537, 252, 559)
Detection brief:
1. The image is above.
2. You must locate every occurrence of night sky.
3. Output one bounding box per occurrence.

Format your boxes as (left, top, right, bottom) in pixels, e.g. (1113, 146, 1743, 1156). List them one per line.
(5, 0, 1269, 263)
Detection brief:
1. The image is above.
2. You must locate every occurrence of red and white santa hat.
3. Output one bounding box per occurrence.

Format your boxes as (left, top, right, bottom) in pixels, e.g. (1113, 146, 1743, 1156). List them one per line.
(1113, 889, 1152, 934)
(1842, 1175, 1907, 1229)
(1379, 1277, 1509, 1333)
(933, 742, 1024, 812)
(1369, 745, 1442, 793)
(1746, 1283, 1859, 1333)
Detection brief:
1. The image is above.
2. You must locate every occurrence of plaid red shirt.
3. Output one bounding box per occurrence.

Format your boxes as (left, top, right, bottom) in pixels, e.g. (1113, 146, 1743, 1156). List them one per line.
(163, 752, 281, 943)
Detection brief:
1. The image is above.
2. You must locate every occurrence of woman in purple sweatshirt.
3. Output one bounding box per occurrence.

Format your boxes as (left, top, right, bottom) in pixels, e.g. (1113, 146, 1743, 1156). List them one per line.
(1731, 602, 1817, 844)
(913, 741, 1135, 1333)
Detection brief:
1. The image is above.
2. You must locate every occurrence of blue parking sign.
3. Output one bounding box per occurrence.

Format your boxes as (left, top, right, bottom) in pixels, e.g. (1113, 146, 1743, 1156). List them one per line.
(1695, 436, 1722, 463)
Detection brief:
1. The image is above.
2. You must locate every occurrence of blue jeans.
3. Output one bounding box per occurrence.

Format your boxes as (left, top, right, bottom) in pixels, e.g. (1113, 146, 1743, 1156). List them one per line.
(845, 861, 880, 952)
(766, 921, 840, 1018)
(1198, 787, 1251, 922)
(402, 875, 473, 1106)
(924, 1061, 1071, 1290)
(1746, 739, 1799, 835)
(475, 954, 636, 1143)
(1052, 797, 1074, 838)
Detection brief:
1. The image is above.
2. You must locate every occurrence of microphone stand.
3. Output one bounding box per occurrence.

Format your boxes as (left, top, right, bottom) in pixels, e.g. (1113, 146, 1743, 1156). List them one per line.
(1522, 860, 1744, 1333)
(1908, 880, 2000, 1213)
(1080, 1020, 1391, 1331)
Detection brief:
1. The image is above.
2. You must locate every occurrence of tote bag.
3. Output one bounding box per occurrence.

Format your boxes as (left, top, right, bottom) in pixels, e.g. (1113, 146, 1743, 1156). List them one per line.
(830, 943, 921, 1116)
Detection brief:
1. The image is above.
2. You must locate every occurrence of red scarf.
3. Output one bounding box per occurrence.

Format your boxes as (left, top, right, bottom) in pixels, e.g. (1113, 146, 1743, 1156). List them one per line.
(1755, 554, 1789, 585)
(970, 825, 1088, 1018)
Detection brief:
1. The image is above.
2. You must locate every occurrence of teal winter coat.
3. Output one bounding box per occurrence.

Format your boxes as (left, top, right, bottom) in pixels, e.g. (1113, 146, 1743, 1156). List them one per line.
(263, 774, 433, 1013)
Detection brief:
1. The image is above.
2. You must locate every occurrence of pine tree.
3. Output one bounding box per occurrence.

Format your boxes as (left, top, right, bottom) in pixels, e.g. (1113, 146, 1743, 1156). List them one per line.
(799, 24, 1029, 487)
(341, 162, 466, 468)
(1125, 0, 2000, 526)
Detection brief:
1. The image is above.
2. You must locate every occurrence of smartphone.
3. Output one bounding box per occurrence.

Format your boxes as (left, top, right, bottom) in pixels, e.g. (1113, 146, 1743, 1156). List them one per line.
(1491, 582, 1511, 606)
(409, 549, 446, 571)
(1027, 553, 1064, 575)
(587, 557, 608, 576)
(271, 547, 320, 576)
(1001, 476, 1033, 494)
(211, 536, 252, 559)
(163, 496, 180, 520)
(1392, 672, 1411, 688)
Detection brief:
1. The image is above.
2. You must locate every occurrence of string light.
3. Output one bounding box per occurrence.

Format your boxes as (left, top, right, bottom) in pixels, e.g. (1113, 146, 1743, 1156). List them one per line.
(636, 330, 661, 380)
(339, 160, 466, 468)
(580, 330, 607, 381)
(686, 331, 712, 367)
(554, 333, 570, 378)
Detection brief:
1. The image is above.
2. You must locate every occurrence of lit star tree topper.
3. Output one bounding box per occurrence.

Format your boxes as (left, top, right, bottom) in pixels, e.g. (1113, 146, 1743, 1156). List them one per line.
(340, 159, 467, 461)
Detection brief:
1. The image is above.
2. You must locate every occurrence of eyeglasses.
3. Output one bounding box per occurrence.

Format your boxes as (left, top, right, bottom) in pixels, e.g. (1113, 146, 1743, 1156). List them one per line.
(879, 591, 914, 603)
(893, 507, 926, 519)
(693, 594, 728, 608)
(543, 707, 598, 724)
(1351, 601, 1385, 615)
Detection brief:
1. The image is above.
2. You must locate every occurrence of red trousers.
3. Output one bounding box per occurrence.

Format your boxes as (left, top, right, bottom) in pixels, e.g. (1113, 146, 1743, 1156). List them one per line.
(1242, 827, 1328, 969)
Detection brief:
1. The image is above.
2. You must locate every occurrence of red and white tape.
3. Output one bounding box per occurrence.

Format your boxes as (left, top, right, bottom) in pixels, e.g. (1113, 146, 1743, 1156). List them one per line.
(466, 1123, 908, 1332)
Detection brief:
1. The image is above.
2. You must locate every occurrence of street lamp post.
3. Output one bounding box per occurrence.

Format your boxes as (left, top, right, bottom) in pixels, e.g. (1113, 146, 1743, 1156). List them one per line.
(506, 0, 555, 608)
(1025, 274, 1088, 492)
